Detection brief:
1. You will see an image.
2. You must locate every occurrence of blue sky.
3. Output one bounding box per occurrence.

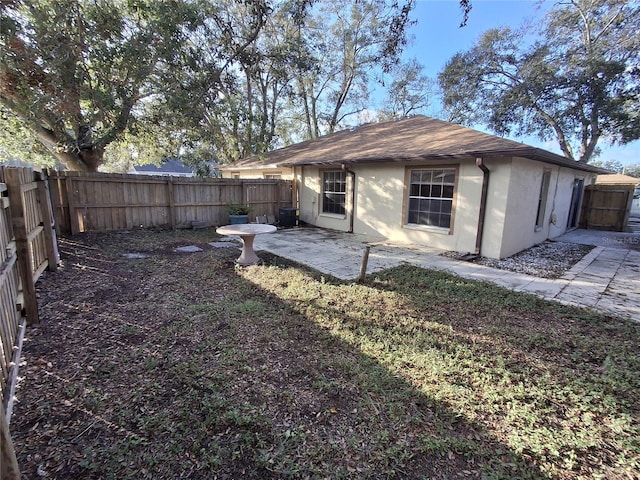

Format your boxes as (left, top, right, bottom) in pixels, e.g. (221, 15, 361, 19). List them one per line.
(397, 0, 639, 167)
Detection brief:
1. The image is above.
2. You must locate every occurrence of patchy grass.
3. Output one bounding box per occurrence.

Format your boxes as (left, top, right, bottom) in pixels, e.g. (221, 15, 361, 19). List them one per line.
(12, 229, 639, 479)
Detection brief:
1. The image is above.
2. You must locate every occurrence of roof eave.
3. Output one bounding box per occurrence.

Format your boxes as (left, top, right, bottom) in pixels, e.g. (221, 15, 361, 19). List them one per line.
(282, 149, 609, 174)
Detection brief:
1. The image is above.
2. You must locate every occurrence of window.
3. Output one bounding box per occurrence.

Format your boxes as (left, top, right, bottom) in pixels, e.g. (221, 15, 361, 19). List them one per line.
(535, 170, 551, 230)
(264, 173, 282, 180)
(407, 168, 455, 229)
(322, 170, 346, 215)
(231, 172, 240, 179)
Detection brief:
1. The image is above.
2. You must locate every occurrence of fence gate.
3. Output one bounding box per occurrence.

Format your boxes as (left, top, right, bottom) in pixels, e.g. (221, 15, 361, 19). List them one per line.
(579, 184, 635, 232)
(0, 167, 60, 479)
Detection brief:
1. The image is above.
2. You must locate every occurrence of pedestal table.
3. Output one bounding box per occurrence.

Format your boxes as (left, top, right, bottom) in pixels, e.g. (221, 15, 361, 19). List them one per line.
(216, 223, 277, 265)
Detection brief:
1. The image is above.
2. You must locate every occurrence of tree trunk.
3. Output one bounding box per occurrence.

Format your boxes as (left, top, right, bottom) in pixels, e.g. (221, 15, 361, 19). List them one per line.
(54, 147, 104, 172)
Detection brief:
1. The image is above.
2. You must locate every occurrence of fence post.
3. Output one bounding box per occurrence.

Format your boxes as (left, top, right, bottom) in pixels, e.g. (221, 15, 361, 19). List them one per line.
(35, 172, 59, 272)
(4, 169, 39, 324)
(65, 175, 80, 235)
(166, 178, 176, 229)
(0, 401, 20, 480)
(45, 169, 69, 235)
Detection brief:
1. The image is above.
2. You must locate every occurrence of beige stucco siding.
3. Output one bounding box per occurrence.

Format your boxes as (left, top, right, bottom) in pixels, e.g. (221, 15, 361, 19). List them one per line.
(220, 167, 293, 179)
(497, 158, 596, 258)
(473, 158, 512, 258)
(285, 156, 597, 259)
(298, 166, 352, 231)
(497, 157, 549, 258)
(549, 168, 595, 237)
(299, 160, 491, 253)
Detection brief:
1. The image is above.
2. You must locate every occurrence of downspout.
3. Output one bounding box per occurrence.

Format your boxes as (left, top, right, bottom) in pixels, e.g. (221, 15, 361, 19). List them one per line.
(342, 163, 355, 233)
(292, 166, 299, 211)
(475, 157, 490, 256)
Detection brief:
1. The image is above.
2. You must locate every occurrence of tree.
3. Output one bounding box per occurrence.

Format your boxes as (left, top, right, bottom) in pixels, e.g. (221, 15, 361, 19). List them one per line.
(96, 0, 312, 166)
(159, 0, 421, 160)
(293, 0, 416, 139)
(183, 0, 310, 163)
(589, 159, 624, 173)
(381, 59, 435, 118)
(0, 0, 268, 171)
(623, 164, 640, 178)
(0, 106, 60, 167)
(1, 0, 471, 170)
(438, 0, 640, 163)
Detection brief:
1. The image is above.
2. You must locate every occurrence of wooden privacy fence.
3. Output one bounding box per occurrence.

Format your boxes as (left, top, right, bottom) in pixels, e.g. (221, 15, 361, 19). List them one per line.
(48, 171, 294, 234)
(580, 184, 635, 232)
(0, 167, 59, 479)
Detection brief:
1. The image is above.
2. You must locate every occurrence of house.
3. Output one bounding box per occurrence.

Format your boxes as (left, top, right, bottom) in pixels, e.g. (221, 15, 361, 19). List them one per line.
(220, 160, 293, 180)
(131, 158, 196, 177)
(221, 116, 607, 259)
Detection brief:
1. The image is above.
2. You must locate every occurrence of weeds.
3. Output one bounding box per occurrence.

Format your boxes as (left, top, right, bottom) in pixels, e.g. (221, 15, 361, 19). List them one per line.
(11, 229, 639, 479)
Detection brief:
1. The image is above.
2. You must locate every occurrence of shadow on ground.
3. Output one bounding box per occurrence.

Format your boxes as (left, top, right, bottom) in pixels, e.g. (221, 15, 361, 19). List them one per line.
(8, 229, 555, 480)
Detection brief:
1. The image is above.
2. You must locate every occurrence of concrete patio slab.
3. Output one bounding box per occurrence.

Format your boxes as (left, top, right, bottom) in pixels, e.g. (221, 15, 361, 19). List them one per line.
(253, 227, 639, 321)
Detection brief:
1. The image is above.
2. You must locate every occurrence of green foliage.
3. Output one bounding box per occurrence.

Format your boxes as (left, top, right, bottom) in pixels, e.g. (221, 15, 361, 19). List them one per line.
(588, 160, 640, 177)
(227, 203, 251, 215)
(163, 0, 419, 163)
(293, 0, 417, 138)
(0, 107, 59, 167)
(1, 0, 472, 170)
(624, 164, 640, 178)
(0, 0, 269, 171)
(438, 0, 640, 163)
(590, 159, 624, 173)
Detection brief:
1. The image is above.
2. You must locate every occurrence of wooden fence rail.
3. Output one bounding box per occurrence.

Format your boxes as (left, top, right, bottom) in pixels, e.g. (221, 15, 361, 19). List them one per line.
(48, 171, 294, 234)
(0, 168, 292, 477)
(0, 166, 59, 479)
(579, 184, 635, 232)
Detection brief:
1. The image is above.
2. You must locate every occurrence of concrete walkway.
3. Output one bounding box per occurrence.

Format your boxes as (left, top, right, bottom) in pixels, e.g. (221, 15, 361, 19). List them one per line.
(253, 227, 640, 321)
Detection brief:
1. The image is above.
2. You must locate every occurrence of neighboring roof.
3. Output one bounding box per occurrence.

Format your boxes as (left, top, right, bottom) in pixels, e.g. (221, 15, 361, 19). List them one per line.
(224, 116, 607, 174)
(132, 158, 194, 175)
(596, 173, 639, 185)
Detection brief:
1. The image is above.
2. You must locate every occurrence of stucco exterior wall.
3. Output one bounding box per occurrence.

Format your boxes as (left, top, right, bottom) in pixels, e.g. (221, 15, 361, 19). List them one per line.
(298, 166, 352, 232)
(497, 157, 549, 258)
(474, 158, 512, 259)
(497, 157, 596, 258)
(297, 157, 598, 259)
(548, 168, 595, 237)
(298, 160, 493, 254)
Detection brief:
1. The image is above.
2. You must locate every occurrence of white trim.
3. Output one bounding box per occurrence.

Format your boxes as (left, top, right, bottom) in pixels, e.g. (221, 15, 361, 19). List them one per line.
(403, 224, 450, 234)
(319, 212, 347, 220)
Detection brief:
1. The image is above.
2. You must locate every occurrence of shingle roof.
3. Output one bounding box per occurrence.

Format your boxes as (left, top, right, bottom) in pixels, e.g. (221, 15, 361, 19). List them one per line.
(133, 158, 194, 174)
(226, 115, 607, 173)
(596, 173, 639, 185)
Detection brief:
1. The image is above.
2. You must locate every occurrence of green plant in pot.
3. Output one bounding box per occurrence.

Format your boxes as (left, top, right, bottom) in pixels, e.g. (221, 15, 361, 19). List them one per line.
(227, 203, 251, 224)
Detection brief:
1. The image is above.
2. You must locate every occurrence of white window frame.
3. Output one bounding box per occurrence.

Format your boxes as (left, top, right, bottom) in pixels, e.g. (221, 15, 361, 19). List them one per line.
(321, 170, 347, 216)
(535, 169, 551, 231)
(406, 168, 456, 231)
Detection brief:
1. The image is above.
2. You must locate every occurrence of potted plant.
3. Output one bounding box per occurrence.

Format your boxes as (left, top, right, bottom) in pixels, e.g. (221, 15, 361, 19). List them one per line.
(227, 203, 251, 224)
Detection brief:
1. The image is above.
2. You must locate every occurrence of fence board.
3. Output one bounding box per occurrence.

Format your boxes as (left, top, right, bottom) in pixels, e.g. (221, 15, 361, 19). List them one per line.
(1, 400, 20, 479)
(0, 167, 59, 477)
(580, 184, 634, 231)
(4, 169, 39, 324)
(49, 172, 294, 234)
(36, 173, 59, 272)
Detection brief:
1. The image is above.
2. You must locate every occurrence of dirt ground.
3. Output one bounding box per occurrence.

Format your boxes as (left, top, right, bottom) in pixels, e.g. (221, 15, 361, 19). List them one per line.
(8, 228, 639, 479)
